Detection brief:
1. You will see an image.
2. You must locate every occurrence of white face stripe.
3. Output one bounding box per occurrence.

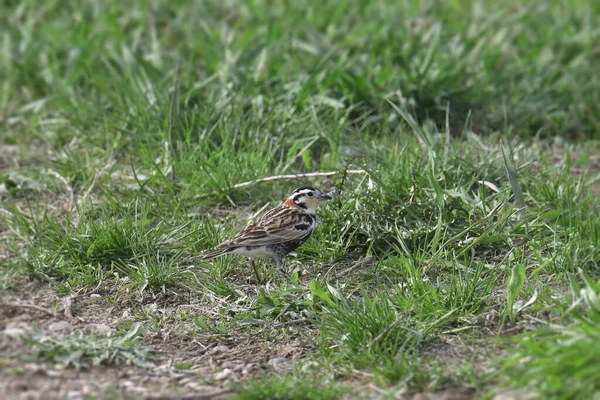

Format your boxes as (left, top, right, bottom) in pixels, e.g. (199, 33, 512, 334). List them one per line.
(290, 188, 320, 202)
(285, 187, 330, 215)
(295, 188, 318, 195)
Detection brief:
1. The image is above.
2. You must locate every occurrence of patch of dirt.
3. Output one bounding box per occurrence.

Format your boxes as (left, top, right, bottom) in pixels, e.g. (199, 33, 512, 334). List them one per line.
(0, 141, 53, 172)
(0, 358, 233, 400)
(0, 144, 24, 171)
(402, 387, 475, 400)
(550, 143, 600, 196)
(0, 281, 311, 399)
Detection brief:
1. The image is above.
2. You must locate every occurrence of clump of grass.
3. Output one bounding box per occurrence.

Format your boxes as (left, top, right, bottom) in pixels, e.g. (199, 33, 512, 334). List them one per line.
(316, 254, 494, 355)
(19, 199, 191, 290)
(501, 271, 600, 399)
(503, 319, 600, 398)
(232, 373, 347, 400)
(22, 323, 155, 370)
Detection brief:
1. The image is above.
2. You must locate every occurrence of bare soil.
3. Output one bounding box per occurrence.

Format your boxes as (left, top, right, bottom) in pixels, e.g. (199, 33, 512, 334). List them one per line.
(0, 280, 308, 399)
(0, 278, 494, 399)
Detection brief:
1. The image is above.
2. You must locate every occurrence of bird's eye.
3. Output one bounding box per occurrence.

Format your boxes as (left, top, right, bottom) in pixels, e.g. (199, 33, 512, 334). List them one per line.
(307, 192, 314, 197)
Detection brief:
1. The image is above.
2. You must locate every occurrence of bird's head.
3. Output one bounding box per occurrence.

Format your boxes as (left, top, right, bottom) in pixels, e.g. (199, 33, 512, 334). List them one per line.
(284, 187, 332, 214)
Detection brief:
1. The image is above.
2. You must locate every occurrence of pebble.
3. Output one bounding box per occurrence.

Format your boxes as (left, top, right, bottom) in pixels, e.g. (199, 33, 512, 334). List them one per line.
(241, 364, 254, 375)
(268, 357, 291, 370)
(3, 328, 28, 339)
(220, 360, 241, 369)
(83, 323, 114, 337)
(209, 345, 229, 355)
(214, 368, 232, 381)
(4, 321, 33, 338)
(492, 391, 535, 400)
(187, 383, 221, 392)
(232, 363, 244, 372)
(48, 320, 72, 332)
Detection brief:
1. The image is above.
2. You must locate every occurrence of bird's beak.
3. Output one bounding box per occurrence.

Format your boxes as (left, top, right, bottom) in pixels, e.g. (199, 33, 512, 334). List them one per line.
(319, 192, 333, 200)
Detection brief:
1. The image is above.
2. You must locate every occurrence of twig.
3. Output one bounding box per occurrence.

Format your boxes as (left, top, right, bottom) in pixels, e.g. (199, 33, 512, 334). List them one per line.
(367, 320, 400, 348)
(232, 169, 368, 189)
(486, 198, 506, 218)
(60, 294, 76, 322)
(80, 154, 116, 205)
(168, 60, 181, 181)
(0, 302, 56, 317)
(366, 320, 400, 348)
(272, 304, 292, 323)
(250, 317, 309, 337)
(87, 279, 103, 295)
(145, 388, 234, 400)
(45, 169, 74, 212)
(334, 256, 375, 279)
(365, 383, 387, 394)
(271, 318, 308, 329)
(194, 169, 370, 199)
(366, 307, 418, 349)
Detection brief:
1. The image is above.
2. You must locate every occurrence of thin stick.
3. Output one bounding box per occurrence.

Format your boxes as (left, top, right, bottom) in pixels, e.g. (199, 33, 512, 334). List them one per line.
(60, 294, 78, 322)
(250, 317, 309, 337)
(366, 307, 418, 349)
(45, 169, 74, 212)
(194, 169, 370, 199)
(334, 256, 375, 279)
(168, 60, 181, 181)
(1, 302, 56, 317)
(367, 320, 400, 348)
(81, 154, 116, 205)
(271, 318, 308, 329)
(232, 169, 368, 189)
(145, 389, 234, 400)
(273, 304, 292, 323)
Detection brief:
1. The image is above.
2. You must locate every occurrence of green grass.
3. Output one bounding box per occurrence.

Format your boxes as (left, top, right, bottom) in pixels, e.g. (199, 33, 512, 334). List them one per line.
(232, 373, 347, 400)
(499, 270, 600, 398)
(21, 323, 155, 370)
(1, 0, 600, 398)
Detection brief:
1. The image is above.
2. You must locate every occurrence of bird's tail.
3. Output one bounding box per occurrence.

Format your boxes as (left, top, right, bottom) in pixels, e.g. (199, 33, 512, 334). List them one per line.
(199, 247, 232, 260)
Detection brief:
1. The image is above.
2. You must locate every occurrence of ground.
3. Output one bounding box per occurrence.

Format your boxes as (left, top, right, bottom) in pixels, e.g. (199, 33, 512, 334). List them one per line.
(2, 1, 600, 399)
(1, 280, 301, 399)
(0, 279, 491, 399)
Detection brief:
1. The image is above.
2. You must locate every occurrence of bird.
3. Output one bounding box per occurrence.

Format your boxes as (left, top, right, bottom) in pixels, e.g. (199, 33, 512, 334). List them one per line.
(200, 187, 332, 281)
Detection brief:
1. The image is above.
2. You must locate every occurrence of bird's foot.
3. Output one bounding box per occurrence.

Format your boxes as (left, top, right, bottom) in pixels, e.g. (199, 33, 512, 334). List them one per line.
(251, 260, 262, 284)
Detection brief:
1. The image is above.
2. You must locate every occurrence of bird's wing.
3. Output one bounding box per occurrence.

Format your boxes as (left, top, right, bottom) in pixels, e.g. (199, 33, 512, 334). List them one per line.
(217, 206, 314, 248)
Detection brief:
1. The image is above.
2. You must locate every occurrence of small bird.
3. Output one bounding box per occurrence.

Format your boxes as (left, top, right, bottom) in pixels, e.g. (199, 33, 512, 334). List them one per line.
(200, 187, 332, 280)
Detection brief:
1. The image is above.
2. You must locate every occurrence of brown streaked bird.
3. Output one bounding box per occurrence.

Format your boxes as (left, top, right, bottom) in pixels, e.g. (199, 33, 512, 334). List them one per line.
(200, 187, 332, 280)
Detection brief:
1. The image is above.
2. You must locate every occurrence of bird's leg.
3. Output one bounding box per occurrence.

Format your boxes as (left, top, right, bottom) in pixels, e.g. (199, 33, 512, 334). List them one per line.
(251, 259, 262, 283)
(273, 258, 286, 281)
(276, 258, 285, 270)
